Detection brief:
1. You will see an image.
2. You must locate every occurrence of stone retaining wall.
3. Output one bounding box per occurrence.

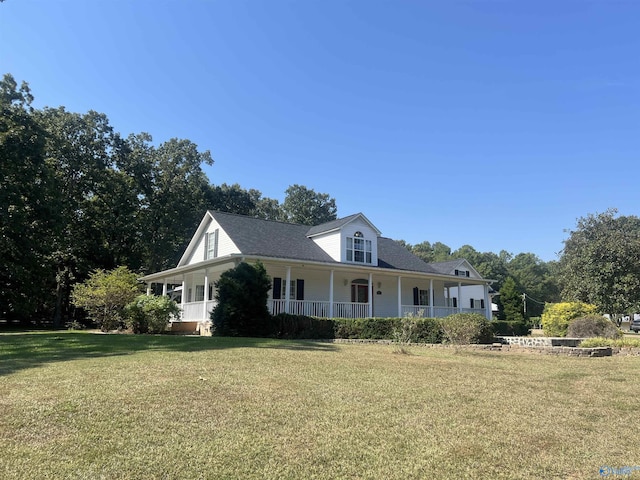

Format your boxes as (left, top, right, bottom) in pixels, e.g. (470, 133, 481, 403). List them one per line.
(324, 338, 631, 357)
(496, 336, 583, 347)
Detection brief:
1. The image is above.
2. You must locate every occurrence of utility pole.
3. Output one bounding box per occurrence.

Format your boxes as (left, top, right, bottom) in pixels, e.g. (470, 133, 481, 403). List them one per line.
(522, 293, 527, 314)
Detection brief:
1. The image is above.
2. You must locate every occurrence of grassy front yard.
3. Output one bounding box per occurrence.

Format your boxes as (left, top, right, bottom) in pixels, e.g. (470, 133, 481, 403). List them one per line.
(1, 331, 639, 479)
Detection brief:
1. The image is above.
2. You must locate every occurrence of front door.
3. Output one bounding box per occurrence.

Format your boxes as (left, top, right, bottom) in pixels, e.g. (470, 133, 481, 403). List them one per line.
(351, 279, 372, 317)
(351, 283, 369, 303)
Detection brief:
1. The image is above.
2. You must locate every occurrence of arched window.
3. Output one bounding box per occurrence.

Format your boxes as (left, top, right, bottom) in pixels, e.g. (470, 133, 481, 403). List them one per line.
(346, 233, 372, 264)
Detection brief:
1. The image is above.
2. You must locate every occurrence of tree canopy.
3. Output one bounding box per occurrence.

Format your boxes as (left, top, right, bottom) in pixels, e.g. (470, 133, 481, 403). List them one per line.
(559, 209, 640, 317)
(281, 184, 338, 226)
(0, 72, 594, 326)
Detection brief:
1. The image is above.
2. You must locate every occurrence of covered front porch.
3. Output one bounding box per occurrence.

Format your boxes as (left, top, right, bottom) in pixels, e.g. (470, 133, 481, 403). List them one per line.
(141, 256, 492, 324)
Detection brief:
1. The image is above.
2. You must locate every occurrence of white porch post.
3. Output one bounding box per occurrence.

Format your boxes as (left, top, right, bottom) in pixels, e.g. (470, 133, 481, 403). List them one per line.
(329, 270, 334, 318)
(397, 276, 402, 317)
(484, 284, 491, 320)
(429, 279, 434, 318)
(146, 284, 151, 296)
(368, 273, 373, 317)
(162, 281, 167, 297)
(285, 266, 291, 314)
(181, 279, 186, 304)
(203, 269, 209, 321)
(458, 281, 462, 313)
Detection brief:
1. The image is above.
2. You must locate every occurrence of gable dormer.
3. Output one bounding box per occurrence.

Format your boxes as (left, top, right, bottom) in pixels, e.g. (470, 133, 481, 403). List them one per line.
(307, 213, 381, 265)
(430, 259, 483, 280)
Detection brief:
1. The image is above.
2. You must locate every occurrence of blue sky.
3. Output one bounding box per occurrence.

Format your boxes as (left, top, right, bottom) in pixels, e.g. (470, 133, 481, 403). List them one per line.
(3, 1, 639, 262)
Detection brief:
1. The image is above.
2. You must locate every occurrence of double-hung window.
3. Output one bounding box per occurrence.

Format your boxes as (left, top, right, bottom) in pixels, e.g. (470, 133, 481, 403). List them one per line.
(346, 232, 372, 264)
(272, 278, 304, 300)
(205, 229, 219, 260)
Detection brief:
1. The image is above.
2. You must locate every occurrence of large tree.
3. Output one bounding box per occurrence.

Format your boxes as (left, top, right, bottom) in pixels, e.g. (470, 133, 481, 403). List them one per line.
(205, 183, 282, 221)
(281, 184, 337, 226)
(559, 209, 640, 318)
(0, 74, 53, 322)
(118, 134, 214, 272)
(36, 106, 124, 326)
(507, 252, 560, 317)
(498, 276, 524, 322)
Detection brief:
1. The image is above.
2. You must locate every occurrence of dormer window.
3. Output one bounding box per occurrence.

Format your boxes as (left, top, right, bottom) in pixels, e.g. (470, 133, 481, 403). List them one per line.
(347, 232, 372, 264)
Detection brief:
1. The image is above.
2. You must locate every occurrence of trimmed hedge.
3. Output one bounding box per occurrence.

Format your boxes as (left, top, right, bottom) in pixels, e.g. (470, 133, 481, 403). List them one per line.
(268, 313, 335, 339)
(265, 315, 453, 344)
(333, 317, 444, 343)
(491, 320, 530, 337)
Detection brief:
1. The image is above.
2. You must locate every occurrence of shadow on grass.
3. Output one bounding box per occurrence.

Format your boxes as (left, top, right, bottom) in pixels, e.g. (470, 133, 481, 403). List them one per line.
(0, 331, 337, 377)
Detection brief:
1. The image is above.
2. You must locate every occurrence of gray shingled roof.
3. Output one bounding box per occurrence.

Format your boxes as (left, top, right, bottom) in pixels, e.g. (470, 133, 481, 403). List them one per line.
(306, 213, 362, 237)
(209, 211, 442, 274)
(428, 259, 467, 275)
(210, 211, 337, 263)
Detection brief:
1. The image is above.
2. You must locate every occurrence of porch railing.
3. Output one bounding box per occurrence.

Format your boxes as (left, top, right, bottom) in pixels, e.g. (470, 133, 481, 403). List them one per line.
(179, 300, 217, 322)
(271, 299, 331, 317)
(270, 300, 369, 318)
(179, 300, 487, 322)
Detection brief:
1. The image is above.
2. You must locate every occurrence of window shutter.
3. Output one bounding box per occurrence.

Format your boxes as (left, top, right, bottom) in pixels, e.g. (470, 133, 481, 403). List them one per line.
(480, 299, 485, 309)
(273, 278, 282, 299)
(413, 287, 419, 305)
(213, 229, 219, 258)
(452, 297, 457, 308)
(296, 279, 305, 300)
(466, 271, 470, 277)
(203, 233, 209, 260)
(470, 299, 475, 308)
(454, 269, 459, 276)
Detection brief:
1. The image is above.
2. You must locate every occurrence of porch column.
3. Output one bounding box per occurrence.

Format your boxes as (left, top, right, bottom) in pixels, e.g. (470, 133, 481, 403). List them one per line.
(162, 281, 167, 297)
(368, 273, 373, 317)
(146, 284, 151, 296)
(285, 266, 291, 314)
(484, 284, 491, 320)
(203, 269, 209, 321)
(397, 276, 402, 317)
(458, 281, 462, 313)
(181, 279, 186, 304)
(429, 279, 434, 318)
(329, 270, 334, 318)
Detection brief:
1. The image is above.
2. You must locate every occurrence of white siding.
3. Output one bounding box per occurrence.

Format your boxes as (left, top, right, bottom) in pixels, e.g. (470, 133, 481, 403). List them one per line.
(311, 231, 342, 261)
(184, 218, 240, 266)
(449, 285, 486, 309)
(340, 218, 378, 265)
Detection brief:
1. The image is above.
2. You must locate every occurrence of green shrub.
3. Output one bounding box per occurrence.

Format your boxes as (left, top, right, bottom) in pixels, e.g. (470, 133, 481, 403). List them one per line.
(211, 261, 272, 337)
(332, 317, 443, 343)
(268, 313, 335, 339)
(71, 266, 141, 331)
(566, 315, 621, 339)
(125, 294, 181, 334)
(440, 313, 493, 345)
(529, 317, 541, 328)
(541, 302, 599, 337)
(360, 317, 396, 339)
(579, 337, 640, 348)
(492, 320, 530, 337)
(412, 318, 444, 344)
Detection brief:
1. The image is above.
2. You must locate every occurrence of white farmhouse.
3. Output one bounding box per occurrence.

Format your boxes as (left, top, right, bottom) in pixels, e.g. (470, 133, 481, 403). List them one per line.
(140, 211, 494, 333)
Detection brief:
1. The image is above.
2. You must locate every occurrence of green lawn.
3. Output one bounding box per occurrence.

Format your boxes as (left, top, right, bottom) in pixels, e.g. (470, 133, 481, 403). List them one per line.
(1, 331, 639, 479)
